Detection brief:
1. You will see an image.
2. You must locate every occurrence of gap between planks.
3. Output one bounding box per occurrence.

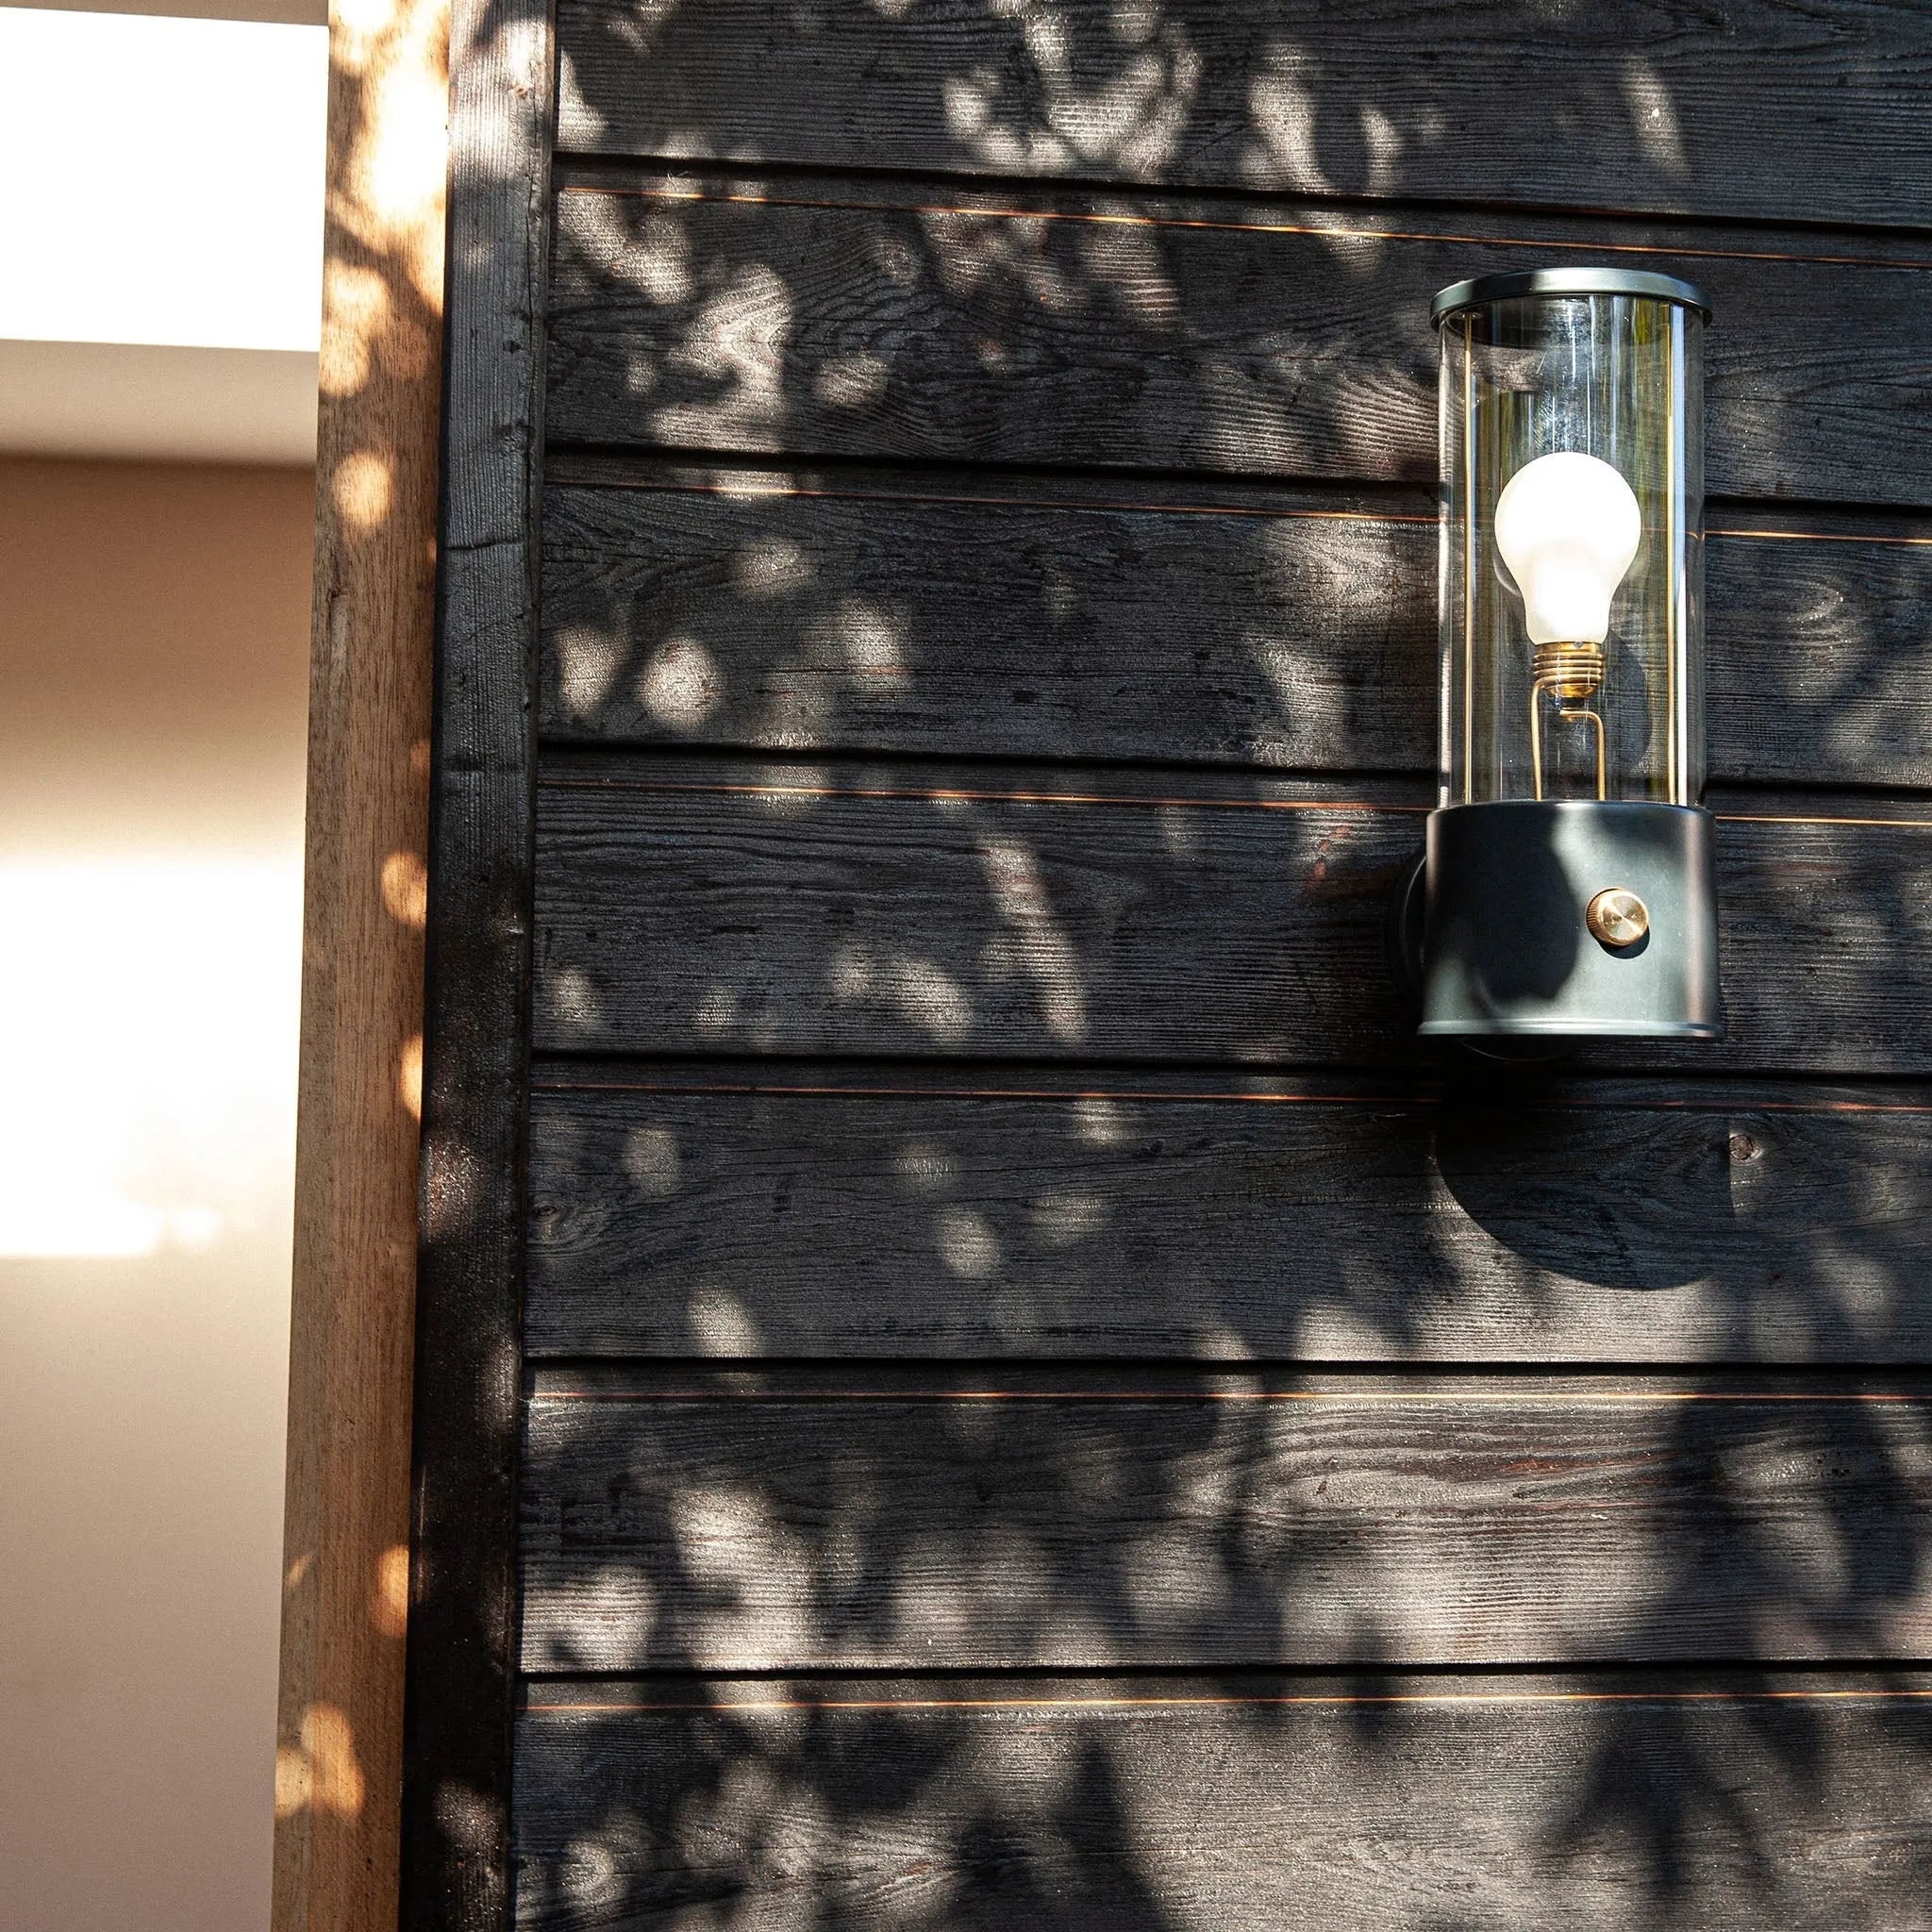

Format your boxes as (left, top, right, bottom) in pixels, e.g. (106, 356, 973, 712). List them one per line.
(533, 768, 1932, 829)
(547, 466, 1932, 546)
(525, 1685, 1932, 1712)
(553, 177, 1932, 274)
(525, 1070, 1932, 1113)
(527, 1386, 1932, 1405)
(547, 133, 1932, 248)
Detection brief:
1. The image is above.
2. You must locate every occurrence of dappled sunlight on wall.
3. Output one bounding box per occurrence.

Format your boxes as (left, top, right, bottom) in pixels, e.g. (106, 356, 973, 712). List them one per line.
(497, 9, 1932, 1919)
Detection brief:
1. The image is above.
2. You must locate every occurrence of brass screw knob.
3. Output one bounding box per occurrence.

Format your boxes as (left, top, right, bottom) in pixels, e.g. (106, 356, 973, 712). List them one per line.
(1587, 888, 1650, 950)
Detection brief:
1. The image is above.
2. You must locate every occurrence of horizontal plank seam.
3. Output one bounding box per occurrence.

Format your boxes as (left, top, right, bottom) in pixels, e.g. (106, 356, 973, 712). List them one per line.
(527, 1388, 1932, 1404)
(542, 444, 1447, 504)
(530, 743, 1932, 807)
(533, 1078, 1438, 1102)
(518, 1650, 1932, 1675)
(535, 773, 1932, 828)
(531, 751, 1442, 790)
(545, 450, 1932, 533)
(1717, 814, 1932, 827)
(551, 475, 1434, 524)
(555, 180, 1932, 274)
(534, 734, 1457, 792)
(520, 1352, 1932, 1378)
(538, 776, 1429, 813)
(545, 472, 1932, 545)
(1708, 526, 1932, 546)
(529, 1066, 1932, 1112)
(523, 1687, 1932, 1712)
(548, 146, 1932, 247)
(514, 1655, 1932, 1683)
(525, 1073, 1932, 1112)
(541, 443, 1932, 526)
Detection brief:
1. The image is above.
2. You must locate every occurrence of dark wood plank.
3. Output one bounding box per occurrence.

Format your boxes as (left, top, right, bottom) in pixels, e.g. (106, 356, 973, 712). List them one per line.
(540, 471, 1932, 788)
(552, 0, 1932, 231)
(525, 1070, 1932, 1363)
(517, 1673, 1932, 1931)
(519, 1371, 1932, 1669)
(531, 757, 1932, 1075)
(397, 0, 552, 1925)
(1709, 514, 1932, 791)
(546, 175, 1932, 506)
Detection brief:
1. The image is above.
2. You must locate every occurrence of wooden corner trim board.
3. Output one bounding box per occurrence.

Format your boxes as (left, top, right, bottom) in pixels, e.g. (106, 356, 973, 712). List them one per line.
(273, 0, 447, 1929)
(390, 0, 553, 1924)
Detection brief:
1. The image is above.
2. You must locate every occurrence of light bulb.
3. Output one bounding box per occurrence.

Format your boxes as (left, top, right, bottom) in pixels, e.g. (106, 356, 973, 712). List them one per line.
(1493, 451, 1641, 644)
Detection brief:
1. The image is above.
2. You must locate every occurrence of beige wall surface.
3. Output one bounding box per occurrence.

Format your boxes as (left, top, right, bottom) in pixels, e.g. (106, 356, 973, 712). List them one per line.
(0, 456, 312, 1931)
(16, 0, 325, 25)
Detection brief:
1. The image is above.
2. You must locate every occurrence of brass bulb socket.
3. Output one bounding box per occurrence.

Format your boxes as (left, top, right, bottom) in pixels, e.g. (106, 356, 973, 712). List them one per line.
(1532, 641, 1606, 702)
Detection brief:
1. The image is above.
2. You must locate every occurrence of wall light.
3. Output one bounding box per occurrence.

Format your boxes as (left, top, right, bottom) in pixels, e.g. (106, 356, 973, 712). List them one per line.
(1398, 268, 1722, 1041)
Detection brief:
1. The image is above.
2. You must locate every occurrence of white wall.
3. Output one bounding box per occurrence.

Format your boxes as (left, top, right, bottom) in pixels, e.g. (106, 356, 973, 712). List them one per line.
(0, 456, 315, 1930)
(0, 4, 327, 462)
(0, 6, 328, 1923)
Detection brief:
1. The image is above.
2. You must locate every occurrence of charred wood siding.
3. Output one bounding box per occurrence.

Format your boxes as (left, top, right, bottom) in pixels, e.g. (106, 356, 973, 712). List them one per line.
(552, 0, 1932, 229)
(541, 469, 1932, 789)
(532, 763, 1932, 1074)
(521, 1372, 1932, 1670)
(524, 1072, 1932, 1363)
(413, 4, 1932, 1927)
(517, 1675, 1932, 1932)
(544, 174, 1932, 503)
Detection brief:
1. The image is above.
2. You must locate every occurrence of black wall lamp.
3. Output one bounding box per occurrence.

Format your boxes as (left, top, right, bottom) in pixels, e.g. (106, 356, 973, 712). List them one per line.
(1395, 268, 1723, 1042)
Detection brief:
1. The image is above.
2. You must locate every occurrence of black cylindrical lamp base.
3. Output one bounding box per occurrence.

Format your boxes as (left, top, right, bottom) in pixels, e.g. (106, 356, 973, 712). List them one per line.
(1420, 801, 1722, 1039)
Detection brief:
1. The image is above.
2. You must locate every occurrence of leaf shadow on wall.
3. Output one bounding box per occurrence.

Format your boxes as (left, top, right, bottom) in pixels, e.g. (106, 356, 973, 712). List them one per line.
(517, 1074, 1932, 1931)
(522, 3, 1932, 1925)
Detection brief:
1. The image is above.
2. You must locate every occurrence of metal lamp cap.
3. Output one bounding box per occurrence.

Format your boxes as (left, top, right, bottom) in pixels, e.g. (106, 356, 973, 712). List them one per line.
(1431, 267, 1714, 327)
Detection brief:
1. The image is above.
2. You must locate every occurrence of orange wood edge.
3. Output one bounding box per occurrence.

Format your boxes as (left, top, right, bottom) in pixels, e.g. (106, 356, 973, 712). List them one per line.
(272, 1, 446, 1925)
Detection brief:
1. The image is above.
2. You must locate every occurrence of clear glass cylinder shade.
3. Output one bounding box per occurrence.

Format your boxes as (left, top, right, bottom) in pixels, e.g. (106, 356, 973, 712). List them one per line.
(1437, 289, 1705, 808)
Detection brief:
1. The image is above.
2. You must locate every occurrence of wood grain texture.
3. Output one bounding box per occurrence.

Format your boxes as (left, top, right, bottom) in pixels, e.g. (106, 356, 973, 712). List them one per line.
(524, 1070, 1932, 1363)
(273, 0, 444, 1927)
(531, 757, 1932, 1074)
(545, 175, 1932, 506)
(540, 471, 1932, 788)
(395, 0, 550, 1925)
(520, 1371, 1932, 1669)
(553, 0, 1932, 230)
(519, 1674, 1932, 1932)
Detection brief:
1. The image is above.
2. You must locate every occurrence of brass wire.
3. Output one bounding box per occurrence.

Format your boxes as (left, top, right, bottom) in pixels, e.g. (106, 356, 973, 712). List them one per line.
(1528, 641, 1607, 800)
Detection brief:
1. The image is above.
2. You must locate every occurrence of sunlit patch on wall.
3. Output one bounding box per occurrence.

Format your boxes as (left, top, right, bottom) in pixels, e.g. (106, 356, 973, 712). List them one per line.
(638, 635, 723, 726)
(621, 1125, 681, 1199)
(380, 848, 429, 926)
(0, 858, 302, 1259)
(399, 1033, 424, 1121)
(373, 1543, 411, 1639)
(733, 534, 813, 598)
(686, 1285, 762, 1357)
(650, 260, 793, 447)
(275, 1702, 365, 1819)
(333, 447, 394, 527)
(554, 625, 624, 718)
(935, 1203, 1001, 1279)
(812, 353, 892, 408)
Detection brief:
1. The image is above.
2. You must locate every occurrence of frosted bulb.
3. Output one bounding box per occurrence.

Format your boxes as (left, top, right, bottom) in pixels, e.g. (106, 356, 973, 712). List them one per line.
(1493, 451, 1642, 645)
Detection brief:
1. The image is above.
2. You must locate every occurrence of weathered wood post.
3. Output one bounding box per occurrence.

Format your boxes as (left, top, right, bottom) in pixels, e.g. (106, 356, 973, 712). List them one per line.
(272, 0, 446, 1923)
